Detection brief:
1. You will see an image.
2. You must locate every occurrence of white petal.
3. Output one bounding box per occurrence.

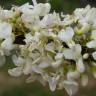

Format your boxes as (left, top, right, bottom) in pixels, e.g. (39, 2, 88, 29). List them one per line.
(34, 3, 51, 16)
(63, 49, 76, 60)
(92, 51, 96, 60)
(85, 8, 96, 23)
(55, 53, 63, 60)
(45, 42, 55, 53)
(48, 76, 57, 91)
(52, 59, 62, 68)
(76, 57, 85, 73)
(32, 65, 43, 74)
(40, 14, 51, 27)
(8, 67, 22, 77)
(58, 27, 74, 42)
(12, 55, 25, 66)
(67, 71, 80, 80)
(83, 53, 89, 59)
(86, 40, 96, 48)
(34, 32, 41, 42)
(0, 22, 12, 39)
(40, 12, 60, 28)
(91, 30, 96, 39)
(63, 44, 81, 60)
(19, 3, 33, 14)
(1, 37, 14, 50)
(0, 10, 13, 19)
(63, 80, 78, 96)
(23, 58, 32, 75)
(23, 63, 32, 75)
(70, 44, 81, 54)
(24, 33, 33, 43)
(39, 62, 50, 69)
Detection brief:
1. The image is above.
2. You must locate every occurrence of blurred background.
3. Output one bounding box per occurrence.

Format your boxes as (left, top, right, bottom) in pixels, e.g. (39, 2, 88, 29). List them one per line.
(0, 0, 96, 96)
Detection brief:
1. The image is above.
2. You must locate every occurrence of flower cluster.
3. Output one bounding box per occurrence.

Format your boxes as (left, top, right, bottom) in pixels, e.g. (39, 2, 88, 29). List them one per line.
(0, 0, 96, 95)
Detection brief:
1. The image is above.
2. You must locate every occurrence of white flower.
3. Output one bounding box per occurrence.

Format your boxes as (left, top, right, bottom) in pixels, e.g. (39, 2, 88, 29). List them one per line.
(12, 55, 25, 66)
(8, 55, 25, 76)
(67, 71, 80, 80)
(85, 8, 96, 23)
(62, 15, 74, 26)
(23, 58, 33, 75)
(8, 67, 23, 77)
(19, 3, 33, 14)
(63, 44, 81, 60)
(63, 44, 85, 73)
(38, 57, 52, 69)
(40, 12, 60, 28)
(33, 32, 41, 42)
(48, 76, 60, 91)
(86, 30, 96, 48)
(33, 3, 51, 16)
(0, 10, 14, 19)
(58, 27, 74, 44)
(74, 5, 91, 20)
(86, 40, 96, 48)
(0, 22, 12, 39)
(92, 51, 96, 60)
(78, 22, 90, 33)
(1, 37, 15, 51)
(63, 80, 78, 96)
(91, 30, 96, 39)
(51, 59, 62, 68)
(45, 42, 55, 53)
(83, 53, 89, 59)
(1, 2, 96, 95)
(24, 33, 33, 43)
(76, 57, 85, 73)
(31, 65, 43, 74)
(21, 13, 39, 27)
(55, 53, 63, 60)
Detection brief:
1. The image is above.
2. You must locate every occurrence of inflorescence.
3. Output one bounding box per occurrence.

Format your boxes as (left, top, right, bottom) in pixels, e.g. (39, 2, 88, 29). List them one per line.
(0, 0, 96, 95)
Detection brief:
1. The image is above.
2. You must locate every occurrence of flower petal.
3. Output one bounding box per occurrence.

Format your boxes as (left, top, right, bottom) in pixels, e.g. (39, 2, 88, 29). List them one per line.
(34, 3, 51, 16)
(48, 76, 58, 91)
(63, 44, 81, 60)
(58, 27, 74, 42)
(67, 71, 80, 80)
(1, 37, 14, 50)
(86, 40, 96, 48)
(92, 51, 96, 60)
(91, 30, 96, 40)
(0, 22, 12, 39)
(76, 57, 85, 73)
(12, 55, 25, 66)
(63, 80, 78, 96)
(8, 67, 22, 77)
